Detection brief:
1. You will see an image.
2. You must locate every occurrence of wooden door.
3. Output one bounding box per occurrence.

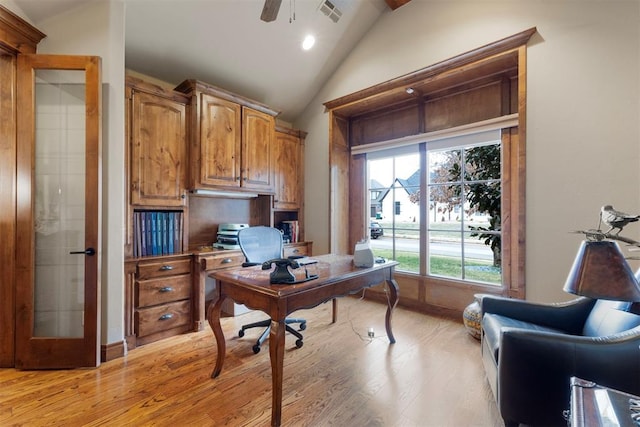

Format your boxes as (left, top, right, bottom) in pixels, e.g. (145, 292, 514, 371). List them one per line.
(198, 93, 241, 188)
(242, 107, 274, 191)
(273, 131, 300, 209)
(130, 90, 187, 206)
(15, 54, 101, 368)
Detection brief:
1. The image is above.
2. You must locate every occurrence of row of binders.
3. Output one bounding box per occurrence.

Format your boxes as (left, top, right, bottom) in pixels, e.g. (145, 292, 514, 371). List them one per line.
(280, 220, 300, 243)
(133, 211, 183, 257)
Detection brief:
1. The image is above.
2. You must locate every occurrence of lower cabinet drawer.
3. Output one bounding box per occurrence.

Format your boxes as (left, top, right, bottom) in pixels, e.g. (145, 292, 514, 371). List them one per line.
(284, 244, 310, 258)
(137, 258, 192, 280)
(201, 252, 244, 270)
(135, 300, 191, 338)
(136, 274, 191, 308)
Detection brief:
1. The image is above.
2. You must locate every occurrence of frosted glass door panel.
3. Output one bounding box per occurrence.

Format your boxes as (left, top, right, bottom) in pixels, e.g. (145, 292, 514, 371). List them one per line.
(33, 70, 86, 338)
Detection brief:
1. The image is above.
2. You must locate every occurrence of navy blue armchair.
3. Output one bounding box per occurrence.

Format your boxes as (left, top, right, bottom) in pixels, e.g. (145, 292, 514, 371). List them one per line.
(481, 295, 640, 426)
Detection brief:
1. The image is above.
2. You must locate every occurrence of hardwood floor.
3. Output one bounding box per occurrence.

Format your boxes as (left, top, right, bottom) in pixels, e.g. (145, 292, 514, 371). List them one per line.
(0, 297, 502, 426)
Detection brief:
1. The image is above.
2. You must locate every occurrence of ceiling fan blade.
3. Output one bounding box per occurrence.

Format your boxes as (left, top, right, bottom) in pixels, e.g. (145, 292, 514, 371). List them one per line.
(260, 0, 282, 22)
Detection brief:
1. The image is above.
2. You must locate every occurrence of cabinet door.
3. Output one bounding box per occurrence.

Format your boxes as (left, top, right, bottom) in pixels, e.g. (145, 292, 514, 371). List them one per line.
(130, 91, 187, 206)
(242, 107, 274, 191)
(273, 131, 301, 209)
(198, 94, 241, 188)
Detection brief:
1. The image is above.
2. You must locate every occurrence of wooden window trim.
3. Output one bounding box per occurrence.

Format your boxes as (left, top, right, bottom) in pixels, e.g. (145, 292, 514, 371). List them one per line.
(326, 28, 535, 313)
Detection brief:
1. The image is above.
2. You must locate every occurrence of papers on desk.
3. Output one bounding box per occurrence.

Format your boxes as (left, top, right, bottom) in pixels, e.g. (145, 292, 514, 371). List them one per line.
(295, 257, 318, 266)
(594, 389, 620, 426)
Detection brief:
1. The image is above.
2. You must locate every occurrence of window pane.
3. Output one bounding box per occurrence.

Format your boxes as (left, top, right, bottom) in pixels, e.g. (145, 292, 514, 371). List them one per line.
(429, 148, 462, 183)
(369, 153, 420, 273)
(428, 184, 462, 230)
(464, 144, 501, 181)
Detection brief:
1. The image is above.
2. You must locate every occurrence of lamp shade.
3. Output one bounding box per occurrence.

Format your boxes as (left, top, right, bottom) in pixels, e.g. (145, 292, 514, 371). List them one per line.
(563, 240, 640, 301)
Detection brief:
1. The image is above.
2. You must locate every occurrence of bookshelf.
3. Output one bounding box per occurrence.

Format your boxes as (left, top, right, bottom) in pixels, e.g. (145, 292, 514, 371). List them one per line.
(132, 210, 184, 257)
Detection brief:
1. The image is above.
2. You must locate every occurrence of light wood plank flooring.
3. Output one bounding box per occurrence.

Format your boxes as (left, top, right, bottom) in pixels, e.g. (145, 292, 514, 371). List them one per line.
(0, 297, 502, 426)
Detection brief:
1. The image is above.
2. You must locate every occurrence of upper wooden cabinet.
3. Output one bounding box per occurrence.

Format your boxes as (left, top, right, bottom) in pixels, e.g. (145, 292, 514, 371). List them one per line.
(242, 107, 274, 191)
(198, 94, 242, 188)
(273, 126, 306, 210)
(175, 79, 278, 193)
(127, 77, 189, 207)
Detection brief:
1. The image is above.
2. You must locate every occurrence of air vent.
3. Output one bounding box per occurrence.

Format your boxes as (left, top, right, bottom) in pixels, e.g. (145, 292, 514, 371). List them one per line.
(317, 0, 342, 23)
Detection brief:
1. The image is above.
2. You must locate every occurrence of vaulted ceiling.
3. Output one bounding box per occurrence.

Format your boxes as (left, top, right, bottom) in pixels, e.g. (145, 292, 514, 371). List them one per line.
(13, 0, 411, 122)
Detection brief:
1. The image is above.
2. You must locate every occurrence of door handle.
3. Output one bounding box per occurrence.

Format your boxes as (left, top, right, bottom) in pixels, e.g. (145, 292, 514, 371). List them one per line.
(69, 248, 96, 256)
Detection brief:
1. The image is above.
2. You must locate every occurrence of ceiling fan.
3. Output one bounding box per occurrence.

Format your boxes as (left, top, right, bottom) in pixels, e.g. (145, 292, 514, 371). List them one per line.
(260, 0, 283, 22)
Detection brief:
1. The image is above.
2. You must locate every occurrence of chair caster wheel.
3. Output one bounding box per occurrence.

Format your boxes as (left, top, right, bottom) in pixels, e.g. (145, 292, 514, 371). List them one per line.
(299, 322, 307, 331)
(295, 339, 303, 348)
(252, 345, 261, 354)
(238, 329, 245, 337)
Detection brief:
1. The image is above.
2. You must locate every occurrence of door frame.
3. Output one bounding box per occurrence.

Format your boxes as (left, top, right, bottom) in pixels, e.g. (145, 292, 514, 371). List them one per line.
(0, 5, 46, 368)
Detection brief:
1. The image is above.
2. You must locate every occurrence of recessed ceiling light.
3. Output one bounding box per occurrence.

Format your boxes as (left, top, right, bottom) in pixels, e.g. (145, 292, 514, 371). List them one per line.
(302, 35, 316, 50)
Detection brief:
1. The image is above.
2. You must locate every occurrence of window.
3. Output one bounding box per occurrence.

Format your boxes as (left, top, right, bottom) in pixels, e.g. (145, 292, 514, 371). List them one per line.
(367, 131, 502, 285)
(327, 30, 533, 300)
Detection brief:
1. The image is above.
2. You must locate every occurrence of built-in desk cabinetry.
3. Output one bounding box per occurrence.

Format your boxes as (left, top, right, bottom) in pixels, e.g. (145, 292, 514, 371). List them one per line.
(273, 126, 306, 210)
(125, 255, 193, 349)
(242, 107, 275, 191)
(124, 74, 308, 348)
(174, 79, 277, 193)
(126, 76, 189, 208)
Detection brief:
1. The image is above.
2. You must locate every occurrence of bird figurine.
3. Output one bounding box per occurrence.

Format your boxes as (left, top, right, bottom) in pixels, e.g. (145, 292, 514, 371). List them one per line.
(600, 205, 640, 235)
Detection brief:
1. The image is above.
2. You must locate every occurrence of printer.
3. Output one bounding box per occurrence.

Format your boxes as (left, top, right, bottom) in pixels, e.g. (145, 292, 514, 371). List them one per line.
(215, 223, 248, 250)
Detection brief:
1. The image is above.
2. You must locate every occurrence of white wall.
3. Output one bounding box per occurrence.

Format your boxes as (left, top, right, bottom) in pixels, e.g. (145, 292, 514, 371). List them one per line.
(26, 0, 126, 346)
(298, 0, 640, 302)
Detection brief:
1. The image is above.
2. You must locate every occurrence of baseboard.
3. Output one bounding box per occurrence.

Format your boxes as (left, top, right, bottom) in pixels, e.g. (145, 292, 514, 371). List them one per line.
(101, 340, 125, 362)
(362, 291, 462, 321)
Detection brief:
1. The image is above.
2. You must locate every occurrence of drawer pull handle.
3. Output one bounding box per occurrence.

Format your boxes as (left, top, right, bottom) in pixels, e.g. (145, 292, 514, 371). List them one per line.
(159, 313, 174, 321)
(221, 258, 233, 264)
(159, 287, 174, 293)
(292, 249, 300, 254)
(160, 265, 174, 271)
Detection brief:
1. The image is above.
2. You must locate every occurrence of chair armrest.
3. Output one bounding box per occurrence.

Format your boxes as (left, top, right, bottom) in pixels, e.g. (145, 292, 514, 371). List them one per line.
(481, 295, 596, 334)
(496, 327, 640, 426)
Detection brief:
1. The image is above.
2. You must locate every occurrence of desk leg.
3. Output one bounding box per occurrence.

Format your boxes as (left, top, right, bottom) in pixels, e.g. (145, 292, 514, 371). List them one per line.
(269, 318, 286, 427)
(207, 296, 226, 378)
(385, 278, 399, 344)
(332, 298, 338, 323)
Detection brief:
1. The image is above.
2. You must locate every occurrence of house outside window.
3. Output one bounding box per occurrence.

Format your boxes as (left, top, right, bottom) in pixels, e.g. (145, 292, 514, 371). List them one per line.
(367, 130, 502, 285)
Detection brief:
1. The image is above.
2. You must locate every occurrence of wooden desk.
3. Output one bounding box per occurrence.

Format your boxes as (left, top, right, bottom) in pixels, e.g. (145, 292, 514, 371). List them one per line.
(569, 377, 640, 427)
(207, 254, 399, 427)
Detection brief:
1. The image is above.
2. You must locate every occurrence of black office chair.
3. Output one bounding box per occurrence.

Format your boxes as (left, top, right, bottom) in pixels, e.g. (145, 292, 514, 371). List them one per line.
(236, 226, 306, 354)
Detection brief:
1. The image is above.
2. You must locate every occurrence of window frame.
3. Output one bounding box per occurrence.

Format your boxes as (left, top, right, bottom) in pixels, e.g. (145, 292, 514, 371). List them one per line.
(366, 129, 505, 286)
